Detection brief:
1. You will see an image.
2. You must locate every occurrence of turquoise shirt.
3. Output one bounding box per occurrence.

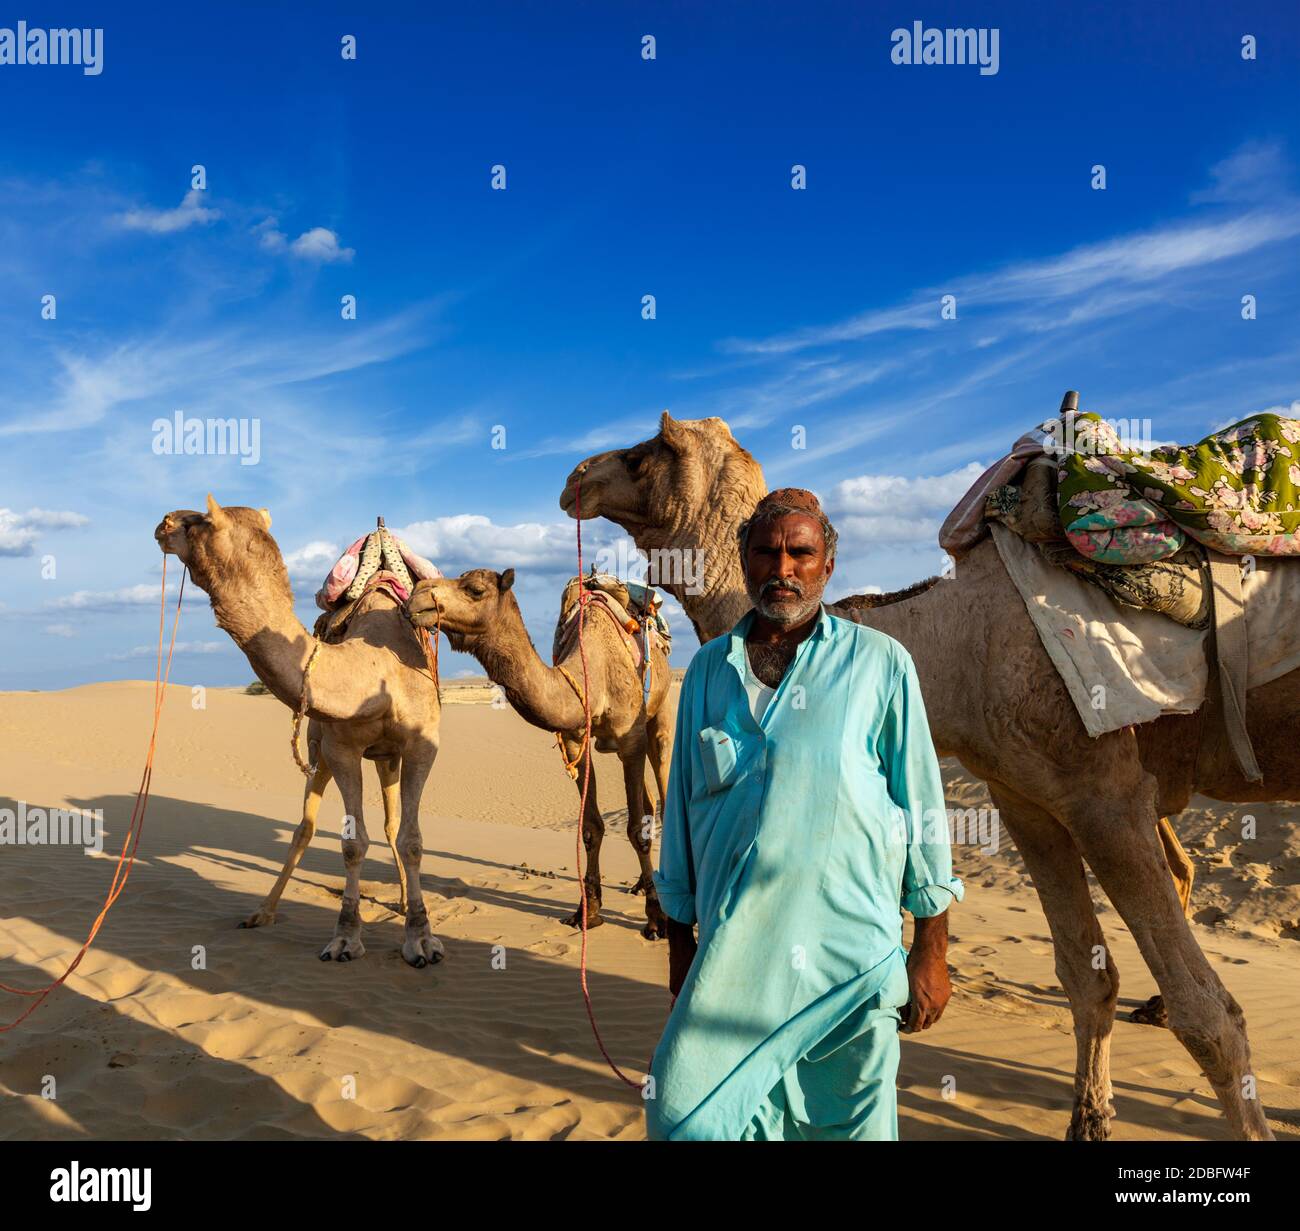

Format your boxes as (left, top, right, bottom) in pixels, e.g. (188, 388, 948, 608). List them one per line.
(647, 604, 964, 1140)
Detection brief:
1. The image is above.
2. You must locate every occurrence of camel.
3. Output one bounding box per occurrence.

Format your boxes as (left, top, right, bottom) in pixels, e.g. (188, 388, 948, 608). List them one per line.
(558, 412, 1294, 1141)
(154, 497, 445, 968)
(407, 567, 672, 939)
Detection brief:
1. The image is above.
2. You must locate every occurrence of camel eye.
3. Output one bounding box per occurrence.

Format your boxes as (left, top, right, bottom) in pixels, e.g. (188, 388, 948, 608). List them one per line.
(466, 585, 486, 599)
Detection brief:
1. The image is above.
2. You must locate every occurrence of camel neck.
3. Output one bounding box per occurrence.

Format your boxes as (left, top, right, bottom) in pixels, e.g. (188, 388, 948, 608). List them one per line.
(467, 598, 587, 732)
(208, 574, 350, 722)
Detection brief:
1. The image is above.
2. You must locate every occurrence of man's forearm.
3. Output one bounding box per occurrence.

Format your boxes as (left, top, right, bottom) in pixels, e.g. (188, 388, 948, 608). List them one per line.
(911, 909, 948, 956)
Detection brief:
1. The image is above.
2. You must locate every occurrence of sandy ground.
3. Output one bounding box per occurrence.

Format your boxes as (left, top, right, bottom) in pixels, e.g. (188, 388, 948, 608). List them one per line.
(1, 679, 1297, 1140)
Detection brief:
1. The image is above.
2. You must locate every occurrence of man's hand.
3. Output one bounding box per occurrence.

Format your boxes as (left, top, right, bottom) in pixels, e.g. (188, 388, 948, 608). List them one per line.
(900, 911, 951, 1033)
(666, 917, 698, 999)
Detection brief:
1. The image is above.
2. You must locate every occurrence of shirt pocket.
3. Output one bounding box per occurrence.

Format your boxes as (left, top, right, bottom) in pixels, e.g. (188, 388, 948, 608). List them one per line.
(698, 724, 743, 793)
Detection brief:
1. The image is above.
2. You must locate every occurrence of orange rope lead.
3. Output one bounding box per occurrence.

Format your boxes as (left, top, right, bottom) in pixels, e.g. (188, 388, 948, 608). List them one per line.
(0, 557, 185, 1031)
(572, 476, 643, 1090)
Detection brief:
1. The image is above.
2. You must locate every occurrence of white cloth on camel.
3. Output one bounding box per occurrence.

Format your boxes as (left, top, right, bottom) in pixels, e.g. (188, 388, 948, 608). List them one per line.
(989, 522, 1300, 737)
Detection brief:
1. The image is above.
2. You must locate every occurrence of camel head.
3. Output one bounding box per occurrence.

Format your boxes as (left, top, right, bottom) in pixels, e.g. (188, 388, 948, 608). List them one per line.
(408, 568, 516, 651)
(558, 411, 763, 548)
(154, 495, 280, 596)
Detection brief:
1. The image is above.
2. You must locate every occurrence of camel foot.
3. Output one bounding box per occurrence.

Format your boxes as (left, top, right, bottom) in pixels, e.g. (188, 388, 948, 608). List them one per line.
(319, 935, 365, 962)
(1065, 1103, 1115, 1141)
(1129, 994, 1169, 1028)
(561, 905, 604, 930)
(401, 930, 445, 969)
(238, 907, 276, 929)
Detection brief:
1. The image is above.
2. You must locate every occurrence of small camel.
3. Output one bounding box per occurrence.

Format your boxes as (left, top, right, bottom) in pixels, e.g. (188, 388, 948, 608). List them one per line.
(408, 567, 673, 939)
(155, 496, 445, 967)
(559, 412, 1291, 1141)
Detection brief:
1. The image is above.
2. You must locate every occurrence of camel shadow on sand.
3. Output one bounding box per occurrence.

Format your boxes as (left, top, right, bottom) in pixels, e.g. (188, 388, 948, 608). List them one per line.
(0, 790, 664, 1139)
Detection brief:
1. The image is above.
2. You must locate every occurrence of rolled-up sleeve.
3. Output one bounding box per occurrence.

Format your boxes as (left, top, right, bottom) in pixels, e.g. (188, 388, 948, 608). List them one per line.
(879, 651, 965, 918)
(653, 662, 699, 925)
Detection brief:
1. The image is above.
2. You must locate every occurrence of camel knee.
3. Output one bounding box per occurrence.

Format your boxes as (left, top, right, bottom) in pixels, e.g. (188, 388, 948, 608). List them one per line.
(1166, 987, 1249, 1082)
(400, 837, 423, 863)
(340, 835, 369, 868)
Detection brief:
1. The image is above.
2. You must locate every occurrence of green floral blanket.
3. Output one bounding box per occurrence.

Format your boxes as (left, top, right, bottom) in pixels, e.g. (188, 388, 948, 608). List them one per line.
(1055, 411, 1300, 563)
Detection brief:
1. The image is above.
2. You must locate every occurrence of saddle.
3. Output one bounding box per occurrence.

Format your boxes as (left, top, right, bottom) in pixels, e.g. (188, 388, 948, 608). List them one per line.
(977, 392, 1273, 782)
(553, 570, 671, 672)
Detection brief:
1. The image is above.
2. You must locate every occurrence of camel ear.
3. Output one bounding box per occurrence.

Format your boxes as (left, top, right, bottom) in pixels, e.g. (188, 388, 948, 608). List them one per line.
(659, 410, 688, 454)
(205, 494, 230, 528)
(499, 568, 515, 592)
(258, 507, 272, 531)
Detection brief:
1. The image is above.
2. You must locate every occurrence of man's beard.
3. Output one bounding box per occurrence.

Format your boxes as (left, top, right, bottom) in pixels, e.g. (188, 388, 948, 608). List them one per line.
(747, 574, 824, 627)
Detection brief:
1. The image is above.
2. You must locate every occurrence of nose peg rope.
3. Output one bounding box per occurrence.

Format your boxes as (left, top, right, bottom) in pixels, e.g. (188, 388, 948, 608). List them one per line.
(573, 476, 644, 1090)
(1, 557, 185, 1031)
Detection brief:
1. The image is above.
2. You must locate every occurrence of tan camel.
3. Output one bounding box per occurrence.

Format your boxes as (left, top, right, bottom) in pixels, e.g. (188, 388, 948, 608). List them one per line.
(154, 497, 445, 968)
(559, 412, 1292, 1141)
(407, 568, 673, 939)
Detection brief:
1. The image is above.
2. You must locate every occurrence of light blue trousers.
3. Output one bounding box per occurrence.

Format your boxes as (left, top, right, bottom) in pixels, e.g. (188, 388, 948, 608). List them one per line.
(739, 1004, 901, 1141)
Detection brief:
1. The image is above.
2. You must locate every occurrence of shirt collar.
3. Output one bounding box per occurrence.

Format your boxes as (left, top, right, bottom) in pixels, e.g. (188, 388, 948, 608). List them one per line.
(726, 602, 833, 670)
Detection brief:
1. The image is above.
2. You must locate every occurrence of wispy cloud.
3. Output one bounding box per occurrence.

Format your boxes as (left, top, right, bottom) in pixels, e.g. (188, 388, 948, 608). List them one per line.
(116, 189, 221, 234)
(1191, 139, 1289, 205)
(0, 304, 441, 438)
(722, 202, 1300, 357)
(109, 639, 229, 661)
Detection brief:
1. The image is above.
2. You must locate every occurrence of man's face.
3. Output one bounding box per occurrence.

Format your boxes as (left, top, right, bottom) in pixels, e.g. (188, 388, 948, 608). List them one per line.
(743, 512, 834, 627)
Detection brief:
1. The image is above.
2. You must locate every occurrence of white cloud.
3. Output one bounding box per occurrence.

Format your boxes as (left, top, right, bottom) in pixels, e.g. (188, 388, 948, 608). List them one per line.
(827, 462, 987, 545)
(254, 219, 354, 262)
(283, 540, 341, 581)
(109, 640, 228, 661)
(117, 189, 220, 234)
(0, 507, 89, 556)
(45, 582, 201, 612)
(289, 227, 354, 263)
(43, 622, 76, 638)
(394, 514, 610, 575)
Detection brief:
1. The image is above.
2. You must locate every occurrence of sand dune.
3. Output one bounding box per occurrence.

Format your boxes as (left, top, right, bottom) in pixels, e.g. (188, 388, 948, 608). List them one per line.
(1, 681, 1297, 1139)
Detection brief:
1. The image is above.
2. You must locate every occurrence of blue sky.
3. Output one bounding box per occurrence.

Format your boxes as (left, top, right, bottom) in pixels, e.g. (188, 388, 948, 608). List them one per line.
(1, 1, 1298, 689)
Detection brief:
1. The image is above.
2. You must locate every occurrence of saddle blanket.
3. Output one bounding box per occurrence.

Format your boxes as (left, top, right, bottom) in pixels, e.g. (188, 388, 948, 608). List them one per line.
(942, 409, 1300, 565)
(990, 522, 1300, 737)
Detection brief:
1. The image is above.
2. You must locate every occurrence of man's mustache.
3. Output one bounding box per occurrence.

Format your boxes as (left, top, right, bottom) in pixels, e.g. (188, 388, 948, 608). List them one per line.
(761, 578, 804, 598)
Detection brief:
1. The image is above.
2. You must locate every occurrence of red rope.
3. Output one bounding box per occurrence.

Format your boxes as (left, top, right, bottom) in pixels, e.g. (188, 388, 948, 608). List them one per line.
(573, 477, 643, 1090)
(0, 558, 185, 1030)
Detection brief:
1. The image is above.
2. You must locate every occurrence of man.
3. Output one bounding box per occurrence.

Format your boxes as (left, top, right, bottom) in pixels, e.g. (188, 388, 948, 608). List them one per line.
(646, 488, 963, 1141)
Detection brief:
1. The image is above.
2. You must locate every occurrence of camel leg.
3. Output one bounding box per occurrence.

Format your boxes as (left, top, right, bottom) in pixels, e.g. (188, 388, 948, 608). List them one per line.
(377, 755, 409, 917)
(1062, 794, 1273, 1140)
(647, 705, 672, 833)
(241, 759, 332, 928)
(1159, 817, 1196, 913)
(620, 729, 668, 941)
(559, 734, 606, 929)
(319, 753, 369, 962)
(988, 783, 1119, 1140)
(1131, 816, 1197, 1028)
(396, 744, 444, 968)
